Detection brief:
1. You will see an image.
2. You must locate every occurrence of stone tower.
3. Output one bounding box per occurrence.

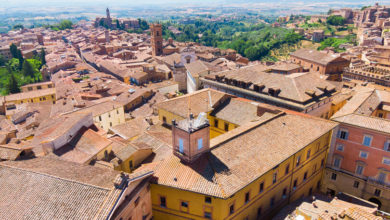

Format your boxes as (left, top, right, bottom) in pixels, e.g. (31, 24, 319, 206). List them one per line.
(150, 23, 163, 56)
(172, 113, 210, 163)
(106, 8, 112, 28)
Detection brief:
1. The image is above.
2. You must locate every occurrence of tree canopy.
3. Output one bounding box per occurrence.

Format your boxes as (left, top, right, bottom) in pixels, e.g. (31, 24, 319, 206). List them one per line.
(327, 15, 346, 26)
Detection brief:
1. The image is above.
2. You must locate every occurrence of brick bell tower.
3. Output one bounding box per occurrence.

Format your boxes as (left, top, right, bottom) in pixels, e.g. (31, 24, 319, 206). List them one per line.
(172, 112, 210, 163)
(150, 23, 163, 56)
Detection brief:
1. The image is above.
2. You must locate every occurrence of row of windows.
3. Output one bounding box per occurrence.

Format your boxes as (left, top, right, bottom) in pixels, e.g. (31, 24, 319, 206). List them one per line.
(178, 137, 203, 154)
(330, 173, 383, 196)
(337, 129, 387, 149)
(214, 119, 231, 132)
(98, 109, 121, 121)
(158, 157, 324, 219)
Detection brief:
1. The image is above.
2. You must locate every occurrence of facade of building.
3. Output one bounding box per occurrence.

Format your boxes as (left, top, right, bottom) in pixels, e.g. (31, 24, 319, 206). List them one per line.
(156, 89, 250, 139)
(323, 87, 390, 212)
(290, 49, 350, 81)
(69, 101, 126, 131)
(150, 106, 337, 220)
(20, 81, 55, 92)
(0, 45, 12, 60)
(150, 24, 163, 57)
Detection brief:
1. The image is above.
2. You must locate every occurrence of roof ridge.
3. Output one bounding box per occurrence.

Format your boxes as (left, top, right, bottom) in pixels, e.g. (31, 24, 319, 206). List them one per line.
(0, 163, 116, 191)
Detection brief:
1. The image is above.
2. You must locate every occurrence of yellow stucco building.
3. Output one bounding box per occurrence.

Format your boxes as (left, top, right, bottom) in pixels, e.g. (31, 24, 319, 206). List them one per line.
(1, 88, 56, 117)
(74, 100, 126, 131)
(148, 100, 337, 220)
(157, 89, 261, 139)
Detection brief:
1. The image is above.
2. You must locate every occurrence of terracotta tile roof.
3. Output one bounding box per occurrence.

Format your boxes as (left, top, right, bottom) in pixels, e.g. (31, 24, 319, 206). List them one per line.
(333, 113, 390, 134)
(214, 67, 337, 103)
(152, 113, 337, 198)
(185, 60, 209, 77)
(290, 49, 348, 66)
(109, 117, 150, 140)
(4, 88, 56, 102)
(0, 157, 122, 220)
(53, 128, 112, 164)
(156, 88, 232, 118)
(210, 98, 262, 125)
(68, 100, 123, 117)
(331, 87, 390, 132)
(0, 145, 23, 161)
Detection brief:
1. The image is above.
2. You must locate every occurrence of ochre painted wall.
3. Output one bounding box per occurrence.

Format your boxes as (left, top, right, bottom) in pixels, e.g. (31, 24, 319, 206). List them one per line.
(151, 131, 332, 219)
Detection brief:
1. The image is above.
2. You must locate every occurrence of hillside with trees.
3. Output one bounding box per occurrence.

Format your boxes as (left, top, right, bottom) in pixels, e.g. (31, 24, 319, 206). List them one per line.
(161, 20, 303, 61)
(0, 44, 44, 95)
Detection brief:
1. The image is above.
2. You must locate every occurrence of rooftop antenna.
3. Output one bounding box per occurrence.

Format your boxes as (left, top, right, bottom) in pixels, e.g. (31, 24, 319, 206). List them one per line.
(208, 90, 212, 108)
(188, 95, 193, 130)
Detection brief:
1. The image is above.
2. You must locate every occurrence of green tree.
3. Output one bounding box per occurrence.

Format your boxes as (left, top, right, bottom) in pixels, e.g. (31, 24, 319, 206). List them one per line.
(17, 50, 24, 70)
(10, 44, 18, 59)
(22, 60, 34, 77)
(40, 48, 46, 66)
(12, 24, 24, 30)
(0, 55, 5, 66)
(7, 72, 20, 94)
(58, 20, 73, 30)
(327, 15, 346, 26)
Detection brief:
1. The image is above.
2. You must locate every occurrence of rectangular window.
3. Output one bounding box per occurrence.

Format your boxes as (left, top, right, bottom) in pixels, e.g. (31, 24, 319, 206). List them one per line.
(245, 192, 250, 204)
(296, 155, 301, 167)
(306, 149, 311, 159)
(198, 138, 203, 150)
(384, 141, 390, 151)
(224, 122, 229, 131)
(363, 135, 372, 147)
(338, 129, 349, 140)
(321, 159, 324, 168)
(181, 201, 188, 208)
(375, 189, 381, 196)
(229, 204, 234, 215)
(379, 172, 387, 183)
(272, 172, 277, 184)
(270, 197, 275, 207)
(383, 157, 390, 165)
(204, 212, 212, 219)
(309, 187, 313, 195)
(160, 196, 166, 208)
(333, 157, 341, 168)
(257, 207, 262, 218)
(356, 165, 364, 175)
(285, 164, 290, 175)
(259, 182, 264, 193)
(353, 181, 360, 188)
(205, 197, 212, 204)
(331, 173, 337, 180)
(293, 179, 298, 190)
(336, 144, 344, 152)
(214, 119, 218, 128)
(303, 172, 308, 181)
(359, 151, 368, 159)
(282, 188, 287, 199)
(179, 138, 184, 153)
